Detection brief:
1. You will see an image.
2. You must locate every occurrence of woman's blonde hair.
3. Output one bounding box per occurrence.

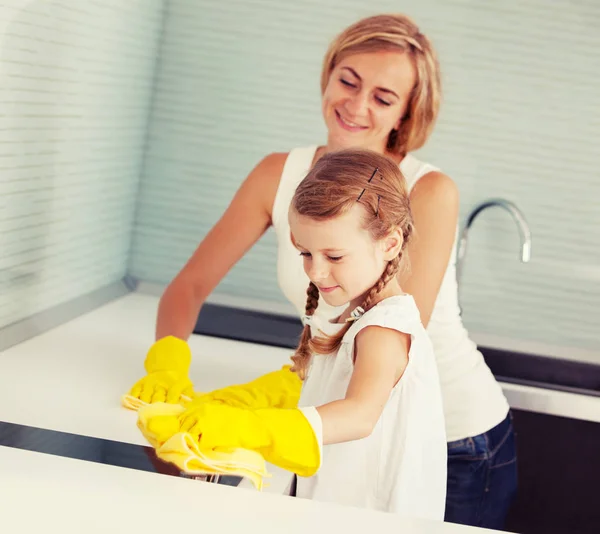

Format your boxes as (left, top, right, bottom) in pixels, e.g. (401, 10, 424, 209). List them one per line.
(289, 148, 414, 379)
(320, 13, 441, 156)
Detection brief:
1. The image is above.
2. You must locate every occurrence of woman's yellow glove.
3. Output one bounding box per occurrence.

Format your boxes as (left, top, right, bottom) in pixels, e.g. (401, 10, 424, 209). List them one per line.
(128, 336, 194, 404)
(152, 403, 322, 477)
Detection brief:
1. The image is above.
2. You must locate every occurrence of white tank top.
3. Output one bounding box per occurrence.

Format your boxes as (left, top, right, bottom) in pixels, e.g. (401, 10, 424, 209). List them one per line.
(272, 145, 510, 441)
(296, 295, 447, 519)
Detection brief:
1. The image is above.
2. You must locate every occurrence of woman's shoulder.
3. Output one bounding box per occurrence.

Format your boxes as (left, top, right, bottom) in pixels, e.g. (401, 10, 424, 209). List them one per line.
(260, 145, 318, 172)
(256, 145, 319, 192)
(401, 153, 458, 201)
(269, 145, 320, 225)
(253, 151, 289, 182)
(235, 151, 289, 223)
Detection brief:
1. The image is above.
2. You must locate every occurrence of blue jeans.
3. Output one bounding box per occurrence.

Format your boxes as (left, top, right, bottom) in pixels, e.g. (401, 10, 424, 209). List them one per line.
(444, 411, 518, 530)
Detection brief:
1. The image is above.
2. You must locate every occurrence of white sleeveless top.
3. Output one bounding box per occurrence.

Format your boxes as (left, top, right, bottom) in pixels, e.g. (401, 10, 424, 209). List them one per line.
(295, 296, 447, 519)
(272, 145, 510, 442)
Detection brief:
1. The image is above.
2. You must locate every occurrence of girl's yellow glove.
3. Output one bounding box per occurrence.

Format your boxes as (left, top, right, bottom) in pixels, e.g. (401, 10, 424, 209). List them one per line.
(145, 402, 322, 478)
(201, 365, 302, 409)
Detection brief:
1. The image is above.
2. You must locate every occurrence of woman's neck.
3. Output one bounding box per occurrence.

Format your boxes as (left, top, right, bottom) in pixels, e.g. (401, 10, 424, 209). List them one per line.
(313, 142, 403, 167)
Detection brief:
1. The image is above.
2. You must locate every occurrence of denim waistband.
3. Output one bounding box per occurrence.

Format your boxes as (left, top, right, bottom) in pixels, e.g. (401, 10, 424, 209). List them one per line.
(447, 411, 513, 459)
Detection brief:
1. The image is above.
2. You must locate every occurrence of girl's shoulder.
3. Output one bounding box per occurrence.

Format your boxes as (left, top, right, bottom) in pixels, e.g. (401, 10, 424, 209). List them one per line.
(343, 295, 424, 343)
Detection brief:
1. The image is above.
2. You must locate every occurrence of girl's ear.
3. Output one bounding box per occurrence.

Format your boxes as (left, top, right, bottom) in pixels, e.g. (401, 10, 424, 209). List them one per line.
(381, 228, 403, 261)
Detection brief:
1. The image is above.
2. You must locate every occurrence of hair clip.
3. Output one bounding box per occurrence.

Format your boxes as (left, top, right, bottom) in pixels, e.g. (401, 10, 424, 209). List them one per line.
(356, 167, 378, 202)
(301, 314, 313, 327)
(357, 167, 383, 217)
(345, 306, 365, 323)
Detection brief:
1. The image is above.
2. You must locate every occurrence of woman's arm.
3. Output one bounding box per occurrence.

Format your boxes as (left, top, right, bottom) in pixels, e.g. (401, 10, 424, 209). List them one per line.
(316, 325, 410, 445)
(155, 152, 288, 341)
(398, 172, 459, 328)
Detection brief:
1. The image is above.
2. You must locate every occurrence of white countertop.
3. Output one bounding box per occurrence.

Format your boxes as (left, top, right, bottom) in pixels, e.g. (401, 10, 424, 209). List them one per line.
(0, 293, 295, 447)
(1, 444, 485, 533)
(0, 292, 503, 533)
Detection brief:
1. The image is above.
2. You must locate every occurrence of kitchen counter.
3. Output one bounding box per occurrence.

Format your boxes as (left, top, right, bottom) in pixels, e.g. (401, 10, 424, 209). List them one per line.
(0, 292, 506, 532)
(0, 292, 296, 491)
(2, 443, 486, 533)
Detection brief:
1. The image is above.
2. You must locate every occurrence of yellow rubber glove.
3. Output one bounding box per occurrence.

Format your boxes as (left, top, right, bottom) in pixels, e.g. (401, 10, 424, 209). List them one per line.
(199, 364, 302, 409)
(123, 364, 300, 412)
(172, 403, 322, 477)
(128, 336, 194, 404)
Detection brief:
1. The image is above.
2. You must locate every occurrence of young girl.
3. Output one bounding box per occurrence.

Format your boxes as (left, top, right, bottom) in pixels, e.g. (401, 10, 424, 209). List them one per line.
(141, 149, 447, 521)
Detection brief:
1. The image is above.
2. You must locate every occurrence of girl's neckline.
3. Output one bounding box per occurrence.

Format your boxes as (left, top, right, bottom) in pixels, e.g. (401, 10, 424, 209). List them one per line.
(329, 293, 411, 325)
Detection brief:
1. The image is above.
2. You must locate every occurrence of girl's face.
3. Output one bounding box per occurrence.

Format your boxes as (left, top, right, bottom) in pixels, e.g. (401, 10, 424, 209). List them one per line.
(321, 50, 417, 155)
(289, 204, 402, 310)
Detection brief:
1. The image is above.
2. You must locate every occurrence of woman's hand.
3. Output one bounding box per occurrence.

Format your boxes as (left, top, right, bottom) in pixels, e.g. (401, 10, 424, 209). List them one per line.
(129, 336, 194, 404)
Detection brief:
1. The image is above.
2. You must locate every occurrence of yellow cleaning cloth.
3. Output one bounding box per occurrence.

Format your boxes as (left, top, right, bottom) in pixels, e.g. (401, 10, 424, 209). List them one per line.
(136, 402, 270, 491)
(158, 433, 270, 491)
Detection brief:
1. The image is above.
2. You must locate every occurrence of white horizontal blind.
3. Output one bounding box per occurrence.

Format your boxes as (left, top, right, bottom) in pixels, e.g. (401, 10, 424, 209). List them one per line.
(130, 0, 600, 358)
(0, 0, 164, 328)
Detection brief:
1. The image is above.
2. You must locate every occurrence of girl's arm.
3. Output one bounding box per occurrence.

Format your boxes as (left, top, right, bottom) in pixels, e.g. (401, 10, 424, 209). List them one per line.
(316, 325, 410, 445)
(160, 326, 411, 476)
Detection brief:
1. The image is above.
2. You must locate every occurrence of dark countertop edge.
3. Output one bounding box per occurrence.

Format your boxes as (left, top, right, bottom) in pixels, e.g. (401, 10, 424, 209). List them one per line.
(194, 302, 600, 397)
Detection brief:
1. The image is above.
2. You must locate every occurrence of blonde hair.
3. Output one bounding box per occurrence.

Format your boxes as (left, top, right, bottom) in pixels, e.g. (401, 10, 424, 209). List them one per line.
(320, 13, 441, 156)
(290, 149, 414, 379)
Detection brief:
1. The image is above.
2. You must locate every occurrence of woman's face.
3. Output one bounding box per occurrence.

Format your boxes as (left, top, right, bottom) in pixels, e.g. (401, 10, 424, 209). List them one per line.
(321, 49, 416, 154)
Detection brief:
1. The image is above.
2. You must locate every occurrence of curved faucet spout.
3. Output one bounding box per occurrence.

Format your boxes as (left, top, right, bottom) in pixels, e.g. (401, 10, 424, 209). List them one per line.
(456, 198, 532, 300)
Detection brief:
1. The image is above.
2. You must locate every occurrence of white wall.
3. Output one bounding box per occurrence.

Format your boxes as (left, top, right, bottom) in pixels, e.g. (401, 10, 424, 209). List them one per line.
(0, 0, 165, 328)
(129, 0, 600, 359)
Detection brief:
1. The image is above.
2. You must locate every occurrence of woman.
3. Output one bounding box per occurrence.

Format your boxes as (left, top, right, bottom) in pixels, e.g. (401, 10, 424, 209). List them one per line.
(128, 13, 517, 530)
